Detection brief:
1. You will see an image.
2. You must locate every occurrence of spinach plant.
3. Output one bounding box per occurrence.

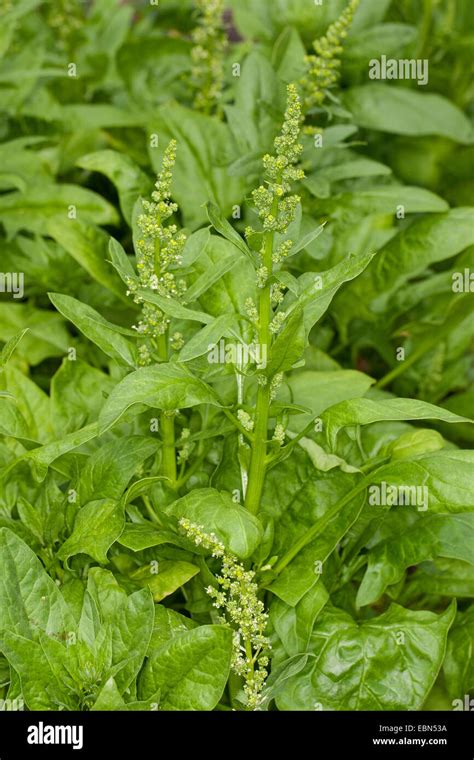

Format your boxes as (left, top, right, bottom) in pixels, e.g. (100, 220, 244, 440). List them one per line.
(0, 0, 473, 713)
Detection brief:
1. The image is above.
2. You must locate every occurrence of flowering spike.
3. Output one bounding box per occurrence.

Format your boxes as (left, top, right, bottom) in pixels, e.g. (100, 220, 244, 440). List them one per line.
(191, 0, 227, 114)
(300, 0, 359, 112)
(126, 140, 187, 362)
(179, 519, 270, 711)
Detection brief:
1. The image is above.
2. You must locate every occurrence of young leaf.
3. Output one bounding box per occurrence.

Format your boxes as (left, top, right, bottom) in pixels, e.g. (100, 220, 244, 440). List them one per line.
(139, 625, 233, 710)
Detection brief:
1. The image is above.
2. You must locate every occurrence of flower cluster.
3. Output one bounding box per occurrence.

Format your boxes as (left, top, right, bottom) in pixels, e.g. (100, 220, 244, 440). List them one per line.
(179, 518, 270, 711)
(250, 84, 304, 239)
(300, 0, 359, 112)
(126, 140, 186, 363)
(191, 0, 227, 114)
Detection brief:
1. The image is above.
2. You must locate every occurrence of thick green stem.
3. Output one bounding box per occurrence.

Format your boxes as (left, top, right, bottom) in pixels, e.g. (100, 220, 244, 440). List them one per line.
(157, 331, 177, 483)
(244, 383, 271, 514)
(244, 219, 276, 515)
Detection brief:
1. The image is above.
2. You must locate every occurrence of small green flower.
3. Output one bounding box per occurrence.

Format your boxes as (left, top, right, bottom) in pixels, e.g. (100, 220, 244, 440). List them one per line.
(126, 140, 187, 361)
(249, 84, 304, 239)
(179, 519, 270, 710)
(237, 409, 254, 432)
(300, 0, 359, 113)
(191, 0, 227, 115)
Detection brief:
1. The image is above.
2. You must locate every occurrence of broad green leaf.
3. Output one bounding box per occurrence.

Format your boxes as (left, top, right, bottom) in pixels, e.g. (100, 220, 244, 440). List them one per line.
(345, 85, 474, 143)
(139, 625, 232, 710)
(275, 602, 456, 710)
(148, 605, 197, 652)
(336, 208, 474, 320)
(77, 437, 158, 505)
(178, 314, 240, 363)
(286, 250, 377, 334)
(50, 359, 115, 436)
(369, 451, 474, 514)
(357, 514, 474, 606)
(98, 364, 221, 433)
(47, 217, 125, 298)
(324, 398, 471, 448)
(118, 524, 184, 552)
(84, 568, 154, 693)
(58, 499, 124, 564)
(20, 423, 100, 478)
(49, 293, 138, 367)
(77, 150, 151, 224)
(206, 202, 253, 261)
(131, 560, 199, 602)
(0, 528, 75, 640)
(319, 186, 448, 216)
(389, 429, 445, 460)
(271, 582, 329, 658)
(408, 558, 474, 599)
(225, 51, 280, 153)
(0, 183, 119, 237)
(163, 488, 263, 559)
(265, 306, 305, 376)
(0, 632, 72, 710)
(0, 303, 69, 365)
(138, 289, 211, 324)
(444, 606, 474, 701)
(285, 370, 375, 433)
(268, 489, 365, 605)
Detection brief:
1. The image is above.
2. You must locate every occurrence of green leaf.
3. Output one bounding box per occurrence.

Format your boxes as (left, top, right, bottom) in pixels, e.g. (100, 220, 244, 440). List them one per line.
(138, 289, 211, 324)
(357, 515, 474, 606)
(139, 625, 233, 710)
(268, 489, 365, 605)
(98, 364, 221, 433)
(206, 202, 253, 261)
(319, 186, 448, 216)
(77, 150, 151, 225)
(47, 217, 125, 299)
(370, 451, 474, 514)
(178, 314, 240, 363)
(337, 208, 474, 320)
(324, 397, 471, 448)
(270, 582, 329, 658)
(444, 606, 474, 701)
(148, 605, 197, 652)
(345, 85, 474, 143)
(84, 568, 154, 693)
(131, 560, 199, 602)
(0, 183, 119, 237)
(0, 528, 75, 640)
(266, 306, 305, 376)
(77, 437, 158, 505)
(285, 370, 375, 433)
(287, 250, 377, 334)
(58, 499, 124, 564)
(163, 488, 263, 559)
(0, 303, 70, 365)
(0, 328, 28, 370)
(275, 602, 456, 710)
(49, 292, 138, 367)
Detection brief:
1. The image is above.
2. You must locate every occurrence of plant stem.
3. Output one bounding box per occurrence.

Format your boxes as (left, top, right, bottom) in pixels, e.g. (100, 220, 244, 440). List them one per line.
(244, 215, 276, 515)
(157, 331, 177, 483)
